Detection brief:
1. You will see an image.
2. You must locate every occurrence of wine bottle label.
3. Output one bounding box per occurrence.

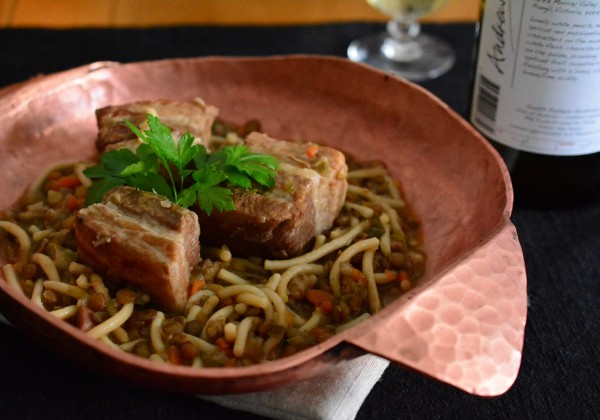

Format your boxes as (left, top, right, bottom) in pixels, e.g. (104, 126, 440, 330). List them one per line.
(470, 0, 600, 156)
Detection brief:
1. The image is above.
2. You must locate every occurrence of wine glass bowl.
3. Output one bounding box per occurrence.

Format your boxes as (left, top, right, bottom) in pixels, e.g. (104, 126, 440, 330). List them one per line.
(348, 0, 456, 81)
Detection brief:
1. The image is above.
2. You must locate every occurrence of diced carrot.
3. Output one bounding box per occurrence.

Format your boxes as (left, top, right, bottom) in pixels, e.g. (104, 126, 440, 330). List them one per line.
(305, 144, 319, 158)
(168, 346, 182, 365)
(306, 289, 333, 307)
(215, 337, 230, 351)
(397, 271, 410, 283)
(384, 269, 397, 282)
(49, 175, 82, 190)
(66, 196, 84, 212)
(398, 271, 412, 291)
(350, 268, 366, 283)
(189, 278, 205, 296)
(320, 299, 333, 314)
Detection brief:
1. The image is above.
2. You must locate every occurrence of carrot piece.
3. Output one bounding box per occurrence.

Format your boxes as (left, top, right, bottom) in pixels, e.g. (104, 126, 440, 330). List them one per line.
(384, 269, 397, 282)
(215, 337, 230, 351)
(350, 269, 366, 283)
(189, 278, 205, 296)
(397, 271, 410, 282)
(306, 289, 333, 307)
(320, 299, 333, 314)
(66, 196, 84, 212)
(221, 297, 234, 307)
(217, 337, 229, 348)
(305, 144, 319, 158)
(398, 271, 412, 291)
(49, 175, 82, 190)
(168, 346, 182, 365)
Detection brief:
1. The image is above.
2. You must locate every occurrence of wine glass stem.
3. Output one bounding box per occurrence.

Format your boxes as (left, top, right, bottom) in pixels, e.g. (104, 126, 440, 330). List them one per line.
(382, 19, 423, 63)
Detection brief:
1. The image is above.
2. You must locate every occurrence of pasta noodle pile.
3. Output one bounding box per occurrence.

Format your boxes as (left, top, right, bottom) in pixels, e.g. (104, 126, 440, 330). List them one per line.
(0, 132, 426, 368)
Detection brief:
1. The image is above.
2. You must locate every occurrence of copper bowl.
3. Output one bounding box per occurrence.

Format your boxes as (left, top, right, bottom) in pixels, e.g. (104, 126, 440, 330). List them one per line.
(0, 56, 527, 396)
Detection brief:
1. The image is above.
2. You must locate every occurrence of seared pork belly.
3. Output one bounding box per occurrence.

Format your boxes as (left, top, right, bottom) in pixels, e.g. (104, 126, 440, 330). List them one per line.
(75, 186, 200, 313)
(95, 98, 218, 153)
(199, 132, 348, 259)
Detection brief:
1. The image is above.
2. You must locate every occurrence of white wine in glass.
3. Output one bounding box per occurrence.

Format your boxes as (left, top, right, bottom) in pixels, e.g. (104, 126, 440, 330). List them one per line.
(348, 0, 456, 81)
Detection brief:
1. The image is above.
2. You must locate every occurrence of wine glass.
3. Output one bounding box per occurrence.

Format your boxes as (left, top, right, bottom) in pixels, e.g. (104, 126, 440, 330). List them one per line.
(348, 0, 456, 81)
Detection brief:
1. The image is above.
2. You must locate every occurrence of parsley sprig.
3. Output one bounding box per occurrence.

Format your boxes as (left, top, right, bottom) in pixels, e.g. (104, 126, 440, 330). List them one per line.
(83, 114, 279, 214)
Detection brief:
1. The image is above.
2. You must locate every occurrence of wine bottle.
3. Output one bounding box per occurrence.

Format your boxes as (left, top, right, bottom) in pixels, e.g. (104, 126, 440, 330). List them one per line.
(469, 0, 600, 208)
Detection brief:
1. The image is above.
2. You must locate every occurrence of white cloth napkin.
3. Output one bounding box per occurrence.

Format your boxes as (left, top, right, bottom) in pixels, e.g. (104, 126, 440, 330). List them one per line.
(0, 312, 387, 419)
(201, 353, 388, 420)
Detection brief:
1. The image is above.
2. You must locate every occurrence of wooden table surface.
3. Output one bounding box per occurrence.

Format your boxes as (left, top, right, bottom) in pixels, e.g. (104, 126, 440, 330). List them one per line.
(0, 0, 478, 28)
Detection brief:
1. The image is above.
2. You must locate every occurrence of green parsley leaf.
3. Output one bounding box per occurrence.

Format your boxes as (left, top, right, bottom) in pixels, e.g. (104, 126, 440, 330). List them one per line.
(177, 186, 200, 209)
(83, 149, 141, 205)
(84, 114, 279, 215)
(192, 166, 227, 187)
(84, 148, 140, 178)
(196, 185, 235, 215)
(222, 168, 252, 189)
(222, 145, 278, 187)
(84, 177, 127, 206)
(128, 173, 174, 201)
(177, 133, 200, 171)
(125, 115, 178, 165)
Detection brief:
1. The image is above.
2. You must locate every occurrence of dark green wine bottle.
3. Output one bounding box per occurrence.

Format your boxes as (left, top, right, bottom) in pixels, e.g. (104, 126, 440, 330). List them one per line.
(470, 0, 600, 209)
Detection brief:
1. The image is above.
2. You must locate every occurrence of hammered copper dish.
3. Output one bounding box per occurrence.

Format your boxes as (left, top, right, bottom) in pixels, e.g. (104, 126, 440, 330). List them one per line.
(0, 56, 527, 397)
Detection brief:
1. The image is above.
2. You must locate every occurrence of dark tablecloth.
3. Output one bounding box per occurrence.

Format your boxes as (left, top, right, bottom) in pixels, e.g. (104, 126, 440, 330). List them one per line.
(0, 24, 598, 420)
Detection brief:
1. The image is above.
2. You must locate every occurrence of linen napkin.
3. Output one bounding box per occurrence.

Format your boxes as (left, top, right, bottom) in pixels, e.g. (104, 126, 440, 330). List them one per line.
(201, 353, 388, 420)
(0, 312, 387, 419)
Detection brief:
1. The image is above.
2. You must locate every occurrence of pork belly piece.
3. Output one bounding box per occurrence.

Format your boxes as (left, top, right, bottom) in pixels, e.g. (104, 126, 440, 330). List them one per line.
(75, 186, 200, 313)
(95, 98, 218, 153)
(199, 132, 348, 259)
